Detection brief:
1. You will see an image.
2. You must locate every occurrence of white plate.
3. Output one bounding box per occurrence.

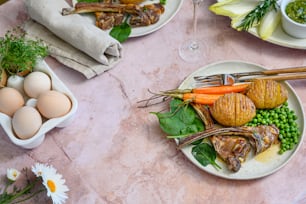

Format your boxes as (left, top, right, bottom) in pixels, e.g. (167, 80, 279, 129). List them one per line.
(178, 60, 305, 180)
(72, 0, 183, 37)
(215, 0, 306, 49)
(248, 23, 306, 49)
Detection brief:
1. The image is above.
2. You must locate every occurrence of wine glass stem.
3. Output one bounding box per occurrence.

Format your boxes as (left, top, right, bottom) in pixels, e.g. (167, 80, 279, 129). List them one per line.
(191, 0, 200, 49)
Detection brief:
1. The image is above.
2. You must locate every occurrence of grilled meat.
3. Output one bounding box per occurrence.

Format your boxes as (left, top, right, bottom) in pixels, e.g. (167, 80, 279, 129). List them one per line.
(178, 125, 279, 172)
(210, 136, 251, 172)
(62, 2, 165, 28)
(241, 125, 279, 154)
(95, 12, 124, 30)
(191, 103, 215, 129)
(62, 2, 142, 16)
(129, 3, 165, 27)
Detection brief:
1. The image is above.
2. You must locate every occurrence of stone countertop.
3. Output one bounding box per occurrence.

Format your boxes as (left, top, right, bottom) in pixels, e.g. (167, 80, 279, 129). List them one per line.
(1, 0, 306, 203)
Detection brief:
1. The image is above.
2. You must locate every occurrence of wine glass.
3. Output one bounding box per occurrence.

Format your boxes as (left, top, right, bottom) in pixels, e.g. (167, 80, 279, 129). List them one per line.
(179, 0, 206, 63)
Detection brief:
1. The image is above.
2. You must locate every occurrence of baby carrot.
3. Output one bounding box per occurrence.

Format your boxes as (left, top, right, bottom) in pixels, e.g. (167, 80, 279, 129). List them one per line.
(161, 92, 223, 105)
(183, 93, 223, 104)
(192, 83, 249, 94)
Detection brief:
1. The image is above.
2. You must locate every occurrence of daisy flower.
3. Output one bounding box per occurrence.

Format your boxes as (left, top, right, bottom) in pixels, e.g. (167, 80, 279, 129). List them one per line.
(6, 168, 20, 181)
(32, 163, 69, 204)
(32, 163, 56, 177)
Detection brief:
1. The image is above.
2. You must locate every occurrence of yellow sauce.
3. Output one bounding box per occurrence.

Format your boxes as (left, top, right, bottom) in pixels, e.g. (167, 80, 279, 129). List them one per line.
(255, 144, 280, 163)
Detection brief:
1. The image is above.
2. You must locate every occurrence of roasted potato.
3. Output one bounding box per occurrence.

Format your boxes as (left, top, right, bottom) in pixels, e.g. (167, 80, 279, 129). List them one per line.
(210, 93, 256, 127)
(246, 79, 288, 109)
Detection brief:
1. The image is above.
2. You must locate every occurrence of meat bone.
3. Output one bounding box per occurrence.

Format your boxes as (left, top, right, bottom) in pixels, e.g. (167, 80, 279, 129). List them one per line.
(62, 2, 142, 16)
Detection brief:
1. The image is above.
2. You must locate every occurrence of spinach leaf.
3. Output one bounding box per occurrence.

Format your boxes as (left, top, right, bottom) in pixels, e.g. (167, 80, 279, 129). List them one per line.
(192, 143, 221, 170)
(151, 99, 204, 136)
(110, 21, 131, 43)
(160, 0, 167, 5)
(152, 99, 220, 169)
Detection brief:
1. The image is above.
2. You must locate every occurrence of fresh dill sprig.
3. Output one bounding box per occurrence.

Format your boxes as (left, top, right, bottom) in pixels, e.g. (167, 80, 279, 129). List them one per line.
(236, 0, 279, 31)
(0, 28, 48, 76)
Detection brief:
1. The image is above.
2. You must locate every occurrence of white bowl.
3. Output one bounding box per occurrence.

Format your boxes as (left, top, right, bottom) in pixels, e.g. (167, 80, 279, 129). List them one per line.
(281, 0, 306, 38)
(0, 60, 78, 149)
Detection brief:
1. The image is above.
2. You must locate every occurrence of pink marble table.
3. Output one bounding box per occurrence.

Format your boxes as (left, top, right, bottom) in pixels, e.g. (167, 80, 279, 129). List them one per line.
(1, 0, 306, 203)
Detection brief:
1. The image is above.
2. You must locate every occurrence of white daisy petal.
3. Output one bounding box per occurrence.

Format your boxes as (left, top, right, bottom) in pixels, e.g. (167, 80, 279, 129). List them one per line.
(6, 168, 20, 181)
(31, 163, 46, 177)
(32, 163, 58, 177)
(39, 166, 69, 204)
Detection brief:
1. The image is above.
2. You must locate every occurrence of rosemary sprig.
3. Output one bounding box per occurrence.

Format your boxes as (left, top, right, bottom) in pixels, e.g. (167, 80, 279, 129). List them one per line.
(236, 0, 279, 31)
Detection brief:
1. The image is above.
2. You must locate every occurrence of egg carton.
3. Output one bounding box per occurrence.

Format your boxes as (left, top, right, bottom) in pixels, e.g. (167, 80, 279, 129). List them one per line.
(0, 60, 78, 149)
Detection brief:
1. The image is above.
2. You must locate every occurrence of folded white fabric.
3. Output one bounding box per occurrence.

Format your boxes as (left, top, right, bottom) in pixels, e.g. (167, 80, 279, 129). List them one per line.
(24, 0, 122, 79)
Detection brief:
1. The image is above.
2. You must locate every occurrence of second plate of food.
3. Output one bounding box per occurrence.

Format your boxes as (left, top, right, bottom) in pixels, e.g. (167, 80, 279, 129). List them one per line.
(178, 60, 305, 180)
(72, 0, 183, 37)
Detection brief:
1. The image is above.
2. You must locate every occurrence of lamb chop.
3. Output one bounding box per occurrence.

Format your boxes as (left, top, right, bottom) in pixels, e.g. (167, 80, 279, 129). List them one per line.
(62, 2, 165, 28)
(62, 2, 142, 16)
(95, 12, 124, 30)
(178, 125, 279, 172)
(129, 3, 165, 27)
(210, 135, 251, 172)
(94, 1, 125, 30)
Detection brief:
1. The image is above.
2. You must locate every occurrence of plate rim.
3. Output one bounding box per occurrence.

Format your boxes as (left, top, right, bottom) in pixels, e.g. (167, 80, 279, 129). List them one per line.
(177, 60, 305, 180)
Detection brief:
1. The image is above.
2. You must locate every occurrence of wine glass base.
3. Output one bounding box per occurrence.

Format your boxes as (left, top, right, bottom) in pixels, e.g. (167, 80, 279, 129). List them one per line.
(179, 39, 206, 63)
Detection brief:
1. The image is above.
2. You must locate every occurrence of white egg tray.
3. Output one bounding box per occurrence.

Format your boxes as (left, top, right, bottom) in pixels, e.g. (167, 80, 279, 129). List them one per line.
(0, 60, 78, 149)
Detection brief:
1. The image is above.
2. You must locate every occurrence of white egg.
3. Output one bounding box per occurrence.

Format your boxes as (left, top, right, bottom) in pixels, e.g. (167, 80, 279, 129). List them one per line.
(0, 87, 25, 117)
(12, 106, 42, 139)
(24, 71, 51, 98)
(37, 90, 72, 119)
(7, 75, 26, 97)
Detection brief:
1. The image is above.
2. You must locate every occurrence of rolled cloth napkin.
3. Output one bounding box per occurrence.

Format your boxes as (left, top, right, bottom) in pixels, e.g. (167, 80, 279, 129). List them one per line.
(24, 0, 122, 79)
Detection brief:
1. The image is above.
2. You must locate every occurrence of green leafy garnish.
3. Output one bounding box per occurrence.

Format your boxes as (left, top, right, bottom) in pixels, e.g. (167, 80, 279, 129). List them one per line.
(151, 99, 204, 136)
(110, 21, 132, 43)
(152, 99, 220, 169)
(192, 143, 221, 170)
(0, 29, 48, 76)
(160, 0, 167, 5)
(236, 0, 278, 31)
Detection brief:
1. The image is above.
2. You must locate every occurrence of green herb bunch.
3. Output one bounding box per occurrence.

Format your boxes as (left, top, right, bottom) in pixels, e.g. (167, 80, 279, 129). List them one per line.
(237, 0, 278, 31)
(0, 29, 48, 76)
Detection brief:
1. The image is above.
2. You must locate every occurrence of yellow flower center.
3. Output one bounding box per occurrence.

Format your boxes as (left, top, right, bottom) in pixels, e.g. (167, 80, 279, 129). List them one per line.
(47, 180, 56, 193)
(13, 171, 17, 178)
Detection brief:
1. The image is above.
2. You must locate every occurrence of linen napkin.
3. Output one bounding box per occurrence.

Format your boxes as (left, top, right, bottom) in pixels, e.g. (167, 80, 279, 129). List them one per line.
(24, 0, 122, 79)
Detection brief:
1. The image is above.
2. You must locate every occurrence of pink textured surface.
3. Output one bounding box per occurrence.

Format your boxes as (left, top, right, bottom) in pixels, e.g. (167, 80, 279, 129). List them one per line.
(1, 0, 306, 203)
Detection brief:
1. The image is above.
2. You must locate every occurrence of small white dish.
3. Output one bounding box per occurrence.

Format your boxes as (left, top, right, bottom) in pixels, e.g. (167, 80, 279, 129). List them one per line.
(0, 60, 78, 149)
(281, 0, 306, 39)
